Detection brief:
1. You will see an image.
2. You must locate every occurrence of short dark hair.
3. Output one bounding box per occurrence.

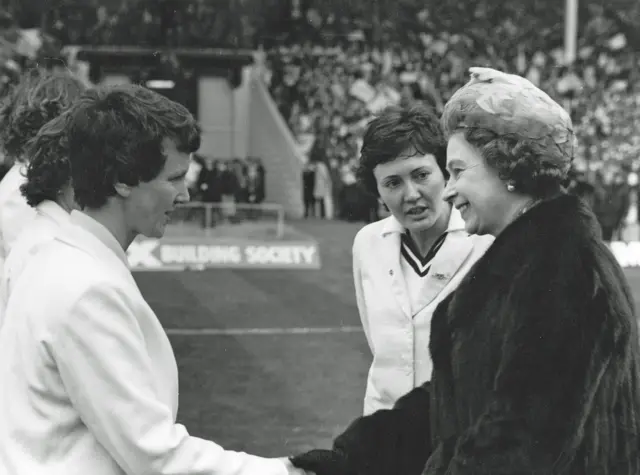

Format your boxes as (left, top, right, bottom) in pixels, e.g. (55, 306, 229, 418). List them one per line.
(20, 113, 72, 207)
(66, 84, 201, 209)
(356, 104, 447, 196)
(0, 69, 85, 162)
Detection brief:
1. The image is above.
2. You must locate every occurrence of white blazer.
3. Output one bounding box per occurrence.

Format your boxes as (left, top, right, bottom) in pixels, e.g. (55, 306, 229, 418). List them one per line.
(0, 211, 287, 475)
(352, 208, 494, 415)
(0, 163, 37, 278)
(0, 200, 70, 328)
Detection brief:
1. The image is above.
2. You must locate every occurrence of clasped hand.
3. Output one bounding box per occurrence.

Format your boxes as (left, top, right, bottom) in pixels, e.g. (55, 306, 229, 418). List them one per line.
(280, 457, 315, 475)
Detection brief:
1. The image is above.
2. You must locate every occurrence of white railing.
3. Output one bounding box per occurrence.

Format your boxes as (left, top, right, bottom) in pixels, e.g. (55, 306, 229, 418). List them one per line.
(171, 201, 286, 239)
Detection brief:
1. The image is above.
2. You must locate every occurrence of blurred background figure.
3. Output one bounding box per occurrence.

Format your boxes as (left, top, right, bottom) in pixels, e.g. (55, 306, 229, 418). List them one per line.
(302, 160, 316, 218)
(592, 162, 631, 241)
(313, 157, 331, 219)
(0, 69, 84, 281)
(246, 157, 266, 218)
(198, 156, 222, 206)
(217, 160, 238, 222)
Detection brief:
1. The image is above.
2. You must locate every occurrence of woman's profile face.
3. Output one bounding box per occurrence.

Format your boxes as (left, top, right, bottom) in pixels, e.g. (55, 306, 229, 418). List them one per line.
(373, 150, 447, 233)
(443, 132, 513, 236)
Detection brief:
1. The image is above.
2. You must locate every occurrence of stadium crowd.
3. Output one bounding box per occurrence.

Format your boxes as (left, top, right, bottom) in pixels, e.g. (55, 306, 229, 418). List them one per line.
(261, 2, 640, 237)
(0, 0, 638, 237)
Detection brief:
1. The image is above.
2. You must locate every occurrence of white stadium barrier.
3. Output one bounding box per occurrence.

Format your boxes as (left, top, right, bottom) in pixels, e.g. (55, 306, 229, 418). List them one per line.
(609, 241, 640, 268)
(127, 201, 320, 271)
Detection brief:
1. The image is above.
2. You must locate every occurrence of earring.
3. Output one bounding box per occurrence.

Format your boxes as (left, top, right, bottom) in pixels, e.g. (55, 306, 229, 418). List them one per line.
(507, 183, 515, 192)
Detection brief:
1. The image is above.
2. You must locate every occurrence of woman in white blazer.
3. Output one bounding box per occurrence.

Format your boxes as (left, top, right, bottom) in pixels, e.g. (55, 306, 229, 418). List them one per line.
(0, 114, 78, 327)
(0, 69, 85, 280)
(352, 105, 494, 415)
(0, 84, 305, 475)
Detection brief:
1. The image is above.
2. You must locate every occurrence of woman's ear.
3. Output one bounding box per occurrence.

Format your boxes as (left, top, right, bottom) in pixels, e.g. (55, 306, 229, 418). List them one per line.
(114, 182, 132, 198)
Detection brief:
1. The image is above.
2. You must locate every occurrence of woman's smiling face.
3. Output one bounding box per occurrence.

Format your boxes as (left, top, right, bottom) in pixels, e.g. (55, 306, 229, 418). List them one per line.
(443, 132, 514, 236)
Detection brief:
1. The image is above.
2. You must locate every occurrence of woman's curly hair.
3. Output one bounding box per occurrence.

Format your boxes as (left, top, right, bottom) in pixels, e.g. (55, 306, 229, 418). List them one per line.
(0, 69, 85, 163)
(454, 127, 570, 199)
(66, 84, 201, 209)
(20, 112, 72, 207)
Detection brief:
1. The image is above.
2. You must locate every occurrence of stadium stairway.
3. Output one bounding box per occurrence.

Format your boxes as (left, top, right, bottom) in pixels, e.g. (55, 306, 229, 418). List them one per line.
(248, 69, 305, 218)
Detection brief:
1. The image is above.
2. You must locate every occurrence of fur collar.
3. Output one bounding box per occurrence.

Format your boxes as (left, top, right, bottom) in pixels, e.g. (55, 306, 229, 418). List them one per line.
(497, 193, 601, 245)
(467, 193, 601, 280)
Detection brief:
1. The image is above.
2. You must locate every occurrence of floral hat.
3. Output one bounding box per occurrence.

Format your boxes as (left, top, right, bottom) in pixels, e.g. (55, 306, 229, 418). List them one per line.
(442, 67, 575, 170)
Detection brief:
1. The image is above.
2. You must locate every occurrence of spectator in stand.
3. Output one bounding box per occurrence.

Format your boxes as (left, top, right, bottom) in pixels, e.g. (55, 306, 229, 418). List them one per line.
(255, 157, 266, 202)
(302, 160, 316, 218)
(313, 157, 331, 219)
(246, 159, 266, 205)
(196, 157, 219, 204)
(328, 157, 344, 219)
(245, 159, 265, 220)
(231, 158, 248, 205)
(592, 163, 631, 241)
(195, 156, 222, 227)
(218, 160, 238, 222)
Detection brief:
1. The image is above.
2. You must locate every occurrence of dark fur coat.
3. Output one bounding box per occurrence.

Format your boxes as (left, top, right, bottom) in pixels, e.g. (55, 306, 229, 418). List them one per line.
(293, 194, 640, 475)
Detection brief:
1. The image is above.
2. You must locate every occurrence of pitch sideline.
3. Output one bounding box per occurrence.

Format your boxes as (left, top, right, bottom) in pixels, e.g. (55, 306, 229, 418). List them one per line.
(165, 326, 363, 336)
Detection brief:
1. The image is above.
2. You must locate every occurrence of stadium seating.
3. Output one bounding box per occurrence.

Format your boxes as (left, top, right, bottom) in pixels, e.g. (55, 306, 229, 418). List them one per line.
(0, 0, 637, 234)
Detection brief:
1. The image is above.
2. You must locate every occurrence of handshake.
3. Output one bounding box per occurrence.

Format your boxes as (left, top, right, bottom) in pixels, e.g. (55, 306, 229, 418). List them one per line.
(279, 448, 351, 475)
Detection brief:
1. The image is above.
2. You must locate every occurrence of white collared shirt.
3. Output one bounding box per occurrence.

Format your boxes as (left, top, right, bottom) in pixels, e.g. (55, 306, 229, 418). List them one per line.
(352, 207, 494, 414)
(397, 209, 465, 317)
(69, 209, 129, 265)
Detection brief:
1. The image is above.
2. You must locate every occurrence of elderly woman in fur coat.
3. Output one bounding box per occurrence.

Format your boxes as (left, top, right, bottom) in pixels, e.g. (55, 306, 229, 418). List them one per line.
(290, 68, 640, 475)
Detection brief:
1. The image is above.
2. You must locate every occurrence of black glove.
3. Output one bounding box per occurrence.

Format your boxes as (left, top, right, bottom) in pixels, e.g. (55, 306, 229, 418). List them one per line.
(290, 448, 353, 475)
(292, 384, 432, 475)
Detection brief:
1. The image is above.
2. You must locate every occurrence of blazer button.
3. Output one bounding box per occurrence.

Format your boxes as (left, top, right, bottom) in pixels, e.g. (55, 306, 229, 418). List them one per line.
(389, 270, 394, 276)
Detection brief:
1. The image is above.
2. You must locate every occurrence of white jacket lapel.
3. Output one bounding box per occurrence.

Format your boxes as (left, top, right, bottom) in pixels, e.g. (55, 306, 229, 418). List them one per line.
(380, 217, 412, 319)
(57, 212, 136, 288)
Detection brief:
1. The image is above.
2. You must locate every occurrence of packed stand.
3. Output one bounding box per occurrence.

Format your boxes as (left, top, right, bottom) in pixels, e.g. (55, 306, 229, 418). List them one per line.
(263, 2, 640, 235)
(4, 1, 639, 235)
(42, 0, 256, 49)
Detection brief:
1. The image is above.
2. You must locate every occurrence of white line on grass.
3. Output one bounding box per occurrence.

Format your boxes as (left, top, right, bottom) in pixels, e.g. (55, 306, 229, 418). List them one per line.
(165, 326, 363, 336)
